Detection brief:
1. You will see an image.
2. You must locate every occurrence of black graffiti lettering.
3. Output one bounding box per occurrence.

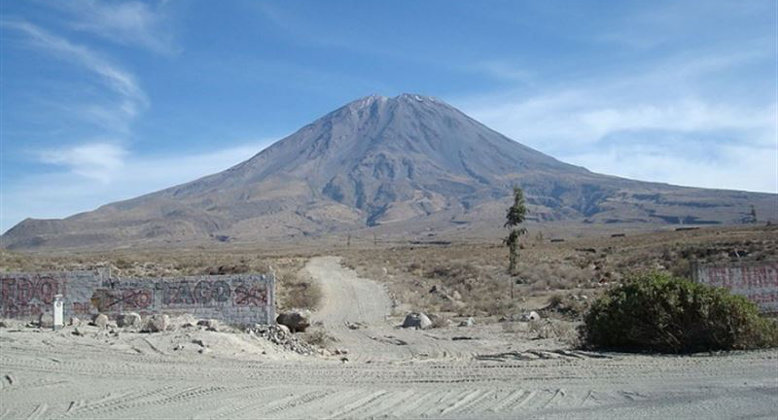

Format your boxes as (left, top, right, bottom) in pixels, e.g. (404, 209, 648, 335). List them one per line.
(174, 281, 195, 305)
(160, 283, 174, 305)
(212, 281, 231, 302)
(194, 281, 213, 303)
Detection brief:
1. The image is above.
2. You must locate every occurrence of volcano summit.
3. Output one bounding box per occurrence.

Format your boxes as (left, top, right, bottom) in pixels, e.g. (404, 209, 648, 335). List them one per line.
(2, 94, 773, 249)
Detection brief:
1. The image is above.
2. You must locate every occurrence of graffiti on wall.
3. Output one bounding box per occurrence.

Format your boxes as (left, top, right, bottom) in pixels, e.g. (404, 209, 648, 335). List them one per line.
(695, 261, 778, 313)
(0, 272, 98, 318)
(0, 272, 275, 325)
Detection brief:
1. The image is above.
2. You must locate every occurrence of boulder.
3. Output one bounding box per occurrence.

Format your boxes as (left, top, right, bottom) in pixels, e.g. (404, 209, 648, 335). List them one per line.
(176, 314, 199, 328)
(459, 317, 475, 327)
(117, 312, 142, 328)
(197, 319, 220, 331)
(402, 312, 432, 330)
(276, 310, 311, 333)
(92, 314, 109, 329)
(39, 313, 54, 329)
(142, 314, 170, 333)
(521, 311, 541, 322)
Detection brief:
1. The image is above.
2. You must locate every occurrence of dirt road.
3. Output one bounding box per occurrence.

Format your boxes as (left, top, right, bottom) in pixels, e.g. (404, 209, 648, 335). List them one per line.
(0, 256, 776, 418)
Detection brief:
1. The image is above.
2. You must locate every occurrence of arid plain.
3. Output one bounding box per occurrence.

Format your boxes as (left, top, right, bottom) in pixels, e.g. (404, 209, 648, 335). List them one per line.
(1, 225, 776, 418)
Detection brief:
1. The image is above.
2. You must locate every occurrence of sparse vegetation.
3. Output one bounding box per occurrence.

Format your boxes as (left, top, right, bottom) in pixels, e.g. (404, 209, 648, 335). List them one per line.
(504, 186, 528, 275)
(580, 273, 778, 353)
(301, 327, 335, 347)
(276, 271, 323, 311)
(342, 225, 777, 322)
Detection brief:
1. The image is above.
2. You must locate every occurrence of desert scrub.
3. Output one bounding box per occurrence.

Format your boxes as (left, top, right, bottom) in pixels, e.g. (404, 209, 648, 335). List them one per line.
(276, 271, 322, 311)
(580, 273, 778, 353)
(301, 327, 335, 347)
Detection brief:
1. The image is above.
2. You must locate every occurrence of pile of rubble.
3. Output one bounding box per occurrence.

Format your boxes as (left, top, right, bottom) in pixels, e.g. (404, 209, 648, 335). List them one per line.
(248, 324, 318, 355)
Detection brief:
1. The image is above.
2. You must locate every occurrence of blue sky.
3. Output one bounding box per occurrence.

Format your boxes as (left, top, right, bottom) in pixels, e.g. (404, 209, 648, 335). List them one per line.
(1, 0, 776, 233)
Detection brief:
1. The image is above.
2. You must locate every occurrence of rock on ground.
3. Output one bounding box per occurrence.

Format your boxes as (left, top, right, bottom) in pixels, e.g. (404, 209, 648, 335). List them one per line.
(93, 314, 109, 329)
(117, 312, 142, 328)
(521, 311, 541, 322)
(276, 310, 311, 333)
(459, 317, 476, 327)
(402, 312, 432, 330)
(197, 319, 221, 331)
(38, 313, 54, 329)
(142, 314, 170, 333)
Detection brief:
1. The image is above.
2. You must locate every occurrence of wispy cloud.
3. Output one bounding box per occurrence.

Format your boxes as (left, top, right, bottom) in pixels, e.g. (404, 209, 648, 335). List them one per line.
(50, 0, 177, 54)
(2, 140, 274, 233)
(458, 48, 776, 194)
(39, 142, 127, 184)
(466, 60, 535, 84)
(2, 20, 147, 131)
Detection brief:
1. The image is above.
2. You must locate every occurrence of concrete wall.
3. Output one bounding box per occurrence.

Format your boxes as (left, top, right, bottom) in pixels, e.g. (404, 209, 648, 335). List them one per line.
(0, 271, 275, 325)
(694, 261, 778, 313)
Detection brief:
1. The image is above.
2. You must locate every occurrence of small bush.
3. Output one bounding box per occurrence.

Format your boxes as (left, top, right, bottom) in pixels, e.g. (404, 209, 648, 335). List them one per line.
(277, 272, 322, 311)
(580, 273, 778, 353)
(301, 328, 335, 347)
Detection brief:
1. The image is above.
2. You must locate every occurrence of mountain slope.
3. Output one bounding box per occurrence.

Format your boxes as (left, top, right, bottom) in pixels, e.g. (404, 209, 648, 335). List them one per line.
(3, 94, 774, 249)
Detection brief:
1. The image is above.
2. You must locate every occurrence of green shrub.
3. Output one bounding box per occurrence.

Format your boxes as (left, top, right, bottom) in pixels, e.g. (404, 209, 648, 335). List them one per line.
(580, 273, 778, 353)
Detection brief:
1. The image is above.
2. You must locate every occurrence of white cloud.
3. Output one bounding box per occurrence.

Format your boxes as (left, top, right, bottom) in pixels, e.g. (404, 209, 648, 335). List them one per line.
(1, 20, 147, 132)
(456, 48, 776, 194)
(567, 143, 776, 193)
(39, 142, 127, 184)
(467, 60, 535, 84)
(52, 0, 176, 54)
(2, 140, 274, 233)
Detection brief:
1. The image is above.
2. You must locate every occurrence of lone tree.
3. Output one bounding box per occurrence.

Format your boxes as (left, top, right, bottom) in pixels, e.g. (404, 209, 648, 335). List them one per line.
(504, 186, 527, 275)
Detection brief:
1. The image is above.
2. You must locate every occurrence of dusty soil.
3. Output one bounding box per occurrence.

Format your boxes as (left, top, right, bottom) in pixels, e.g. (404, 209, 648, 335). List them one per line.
(1, 256, 776, 419)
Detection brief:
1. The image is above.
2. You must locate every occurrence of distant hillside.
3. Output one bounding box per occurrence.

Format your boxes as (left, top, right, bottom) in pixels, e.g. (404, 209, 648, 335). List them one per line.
(3, 94, 774, 250)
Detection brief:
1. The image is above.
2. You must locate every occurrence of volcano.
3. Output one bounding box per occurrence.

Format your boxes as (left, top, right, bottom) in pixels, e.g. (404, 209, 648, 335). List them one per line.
(3, 94, 774, 249)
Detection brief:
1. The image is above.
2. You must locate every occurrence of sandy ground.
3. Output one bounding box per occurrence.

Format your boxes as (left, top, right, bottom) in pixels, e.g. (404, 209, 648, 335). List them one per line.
(1, 256, 777, 419)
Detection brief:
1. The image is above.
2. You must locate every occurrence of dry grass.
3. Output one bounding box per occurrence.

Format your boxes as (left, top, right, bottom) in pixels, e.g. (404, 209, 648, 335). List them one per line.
(276, 270, 323, 311)
(300, 327, 336, 347)
(2, 225, 774, 324)
(342, 225, 778, 320)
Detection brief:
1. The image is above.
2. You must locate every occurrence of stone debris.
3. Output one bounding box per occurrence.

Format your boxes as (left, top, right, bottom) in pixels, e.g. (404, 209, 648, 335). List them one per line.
(249, 324, 318, 355)
(38, 313, 54, 329)
(402, 312, 432, 330)
(142, 314, 170, 333)
(197, 319, 220, 331)
(69, 317, 80, 326)
(459, 317, 476, 327)
(276, 310, 311, 333)
(520, 311, 541, 322)
(92, 314, 109, 330)
(117, 312, 142, 328)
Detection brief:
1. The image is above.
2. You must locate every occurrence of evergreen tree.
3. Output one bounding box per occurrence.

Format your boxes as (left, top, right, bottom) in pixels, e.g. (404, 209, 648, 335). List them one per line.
(504, 186, 527, 274)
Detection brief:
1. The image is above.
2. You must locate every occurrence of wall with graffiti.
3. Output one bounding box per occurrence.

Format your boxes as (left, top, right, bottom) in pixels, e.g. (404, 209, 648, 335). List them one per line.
(694, 261, 778, 313)
(0, 271, 275, 325)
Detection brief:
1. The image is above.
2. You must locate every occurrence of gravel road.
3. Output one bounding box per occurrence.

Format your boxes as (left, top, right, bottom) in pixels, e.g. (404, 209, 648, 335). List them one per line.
(0, 256, 775, 419)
